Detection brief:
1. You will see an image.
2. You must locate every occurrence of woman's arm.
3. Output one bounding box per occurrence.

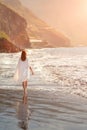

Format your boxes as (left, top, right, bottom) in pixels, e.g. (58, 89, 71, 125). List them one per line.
(29, 66, 34, 75)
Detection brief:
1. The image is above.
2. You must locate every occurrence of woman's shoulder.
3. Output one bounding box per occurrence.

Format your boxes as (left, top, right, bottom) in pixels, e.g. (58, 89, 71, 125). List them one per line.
(26, 58, 29, 62)
(19, 58, 29, 64)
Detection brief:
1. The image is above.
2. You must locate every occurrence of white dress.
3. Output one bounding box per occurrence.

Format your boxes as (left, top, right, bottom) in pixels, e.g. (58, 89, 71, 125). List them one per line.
(14, 58, 30, 82)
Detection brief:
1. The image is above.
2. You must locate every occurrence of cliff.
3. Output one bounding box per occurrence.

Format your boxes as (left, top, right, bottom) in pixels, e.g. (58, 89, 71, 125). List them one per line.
(0, 2, 30, 50)
(0, 38, 20, 53)
(0, 0, 71, 48)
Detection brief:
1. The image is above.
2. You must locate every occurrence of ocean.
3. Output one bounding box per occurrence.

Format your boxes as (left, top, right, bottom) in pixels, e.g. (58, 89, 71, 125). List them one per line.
(1, 47, 87, 130)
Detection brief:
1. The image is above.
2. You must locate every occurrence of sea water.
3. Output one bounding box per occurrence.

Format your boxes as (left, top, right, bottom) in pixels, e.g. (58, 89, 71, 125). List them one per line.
(1, 47, 87, 130)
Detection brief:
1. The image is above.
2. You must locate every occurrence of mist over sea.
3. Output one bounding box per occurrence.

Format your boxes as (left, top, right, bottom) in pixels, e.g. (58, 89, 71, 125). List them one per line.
(1, 47, 87, 130)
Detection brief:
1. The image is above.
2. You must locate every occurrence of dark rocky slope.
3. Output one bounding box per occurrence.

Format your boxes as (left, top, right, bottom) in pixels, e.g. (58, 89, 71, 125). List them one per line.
(0, 38, 20, 53)
(0, 3, 30, 50)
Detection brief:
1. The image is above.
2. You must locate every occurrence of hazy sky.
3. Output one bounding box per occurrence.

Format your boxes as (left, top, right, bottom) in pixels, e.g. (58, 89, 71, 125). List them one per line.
(20, 0, 87, 44)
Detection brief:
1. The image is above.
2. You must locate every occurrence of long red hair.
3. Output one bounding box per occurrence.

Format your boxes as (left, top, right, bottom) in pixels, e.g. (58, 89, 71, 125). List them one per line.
(21, 50, 26, 61)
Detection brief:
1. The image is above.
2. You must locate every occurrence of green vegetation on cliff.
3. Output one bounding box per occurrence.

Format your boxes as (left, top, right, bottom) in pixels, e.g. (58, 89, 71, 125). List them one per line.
(0, 31, 9, 40)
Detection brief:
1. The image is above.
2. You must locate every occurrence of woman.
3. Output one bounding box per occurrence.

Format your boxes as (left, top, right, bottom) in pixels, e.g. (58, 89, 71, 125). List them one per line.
(14, 50, 34, 95)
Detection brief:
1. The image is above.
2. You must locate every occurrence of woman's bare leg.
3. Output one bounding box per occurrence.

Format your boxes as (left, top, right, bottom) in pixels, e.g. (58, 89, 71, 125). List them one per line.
(22, 80, 27, 96)
(23, 94, 28, 104)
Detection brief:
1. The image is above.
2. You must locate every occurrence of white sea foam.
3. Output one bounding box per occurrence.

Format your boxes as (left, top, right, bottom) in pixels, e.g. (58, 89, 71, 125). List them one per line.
(29, 47, 87, 98)
(1, 47, 87, 97)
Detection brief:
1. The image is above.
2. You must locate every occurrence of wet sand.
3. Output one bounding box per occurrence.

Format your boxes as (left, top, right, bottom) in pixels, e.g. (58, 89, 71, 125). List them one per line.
(1, 88, 87, 130)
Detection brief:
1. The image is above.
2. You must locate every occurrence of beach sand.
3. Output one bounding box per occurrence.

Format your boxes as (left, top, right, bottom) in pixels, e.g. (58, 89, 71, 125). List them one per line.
(1, 78, 87, 130)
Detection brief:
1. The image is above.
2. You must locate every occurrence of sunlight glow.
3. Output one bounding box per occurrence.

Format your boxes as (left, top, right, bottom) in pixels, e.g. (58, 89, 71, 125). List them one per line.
(20, 0, 87, 44)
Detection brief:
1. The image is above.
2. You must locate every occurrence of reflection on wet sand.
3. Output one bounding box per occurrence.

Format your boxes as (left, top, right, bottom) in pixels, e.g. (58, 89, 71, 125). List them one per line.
(16, 95, 30, 130)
